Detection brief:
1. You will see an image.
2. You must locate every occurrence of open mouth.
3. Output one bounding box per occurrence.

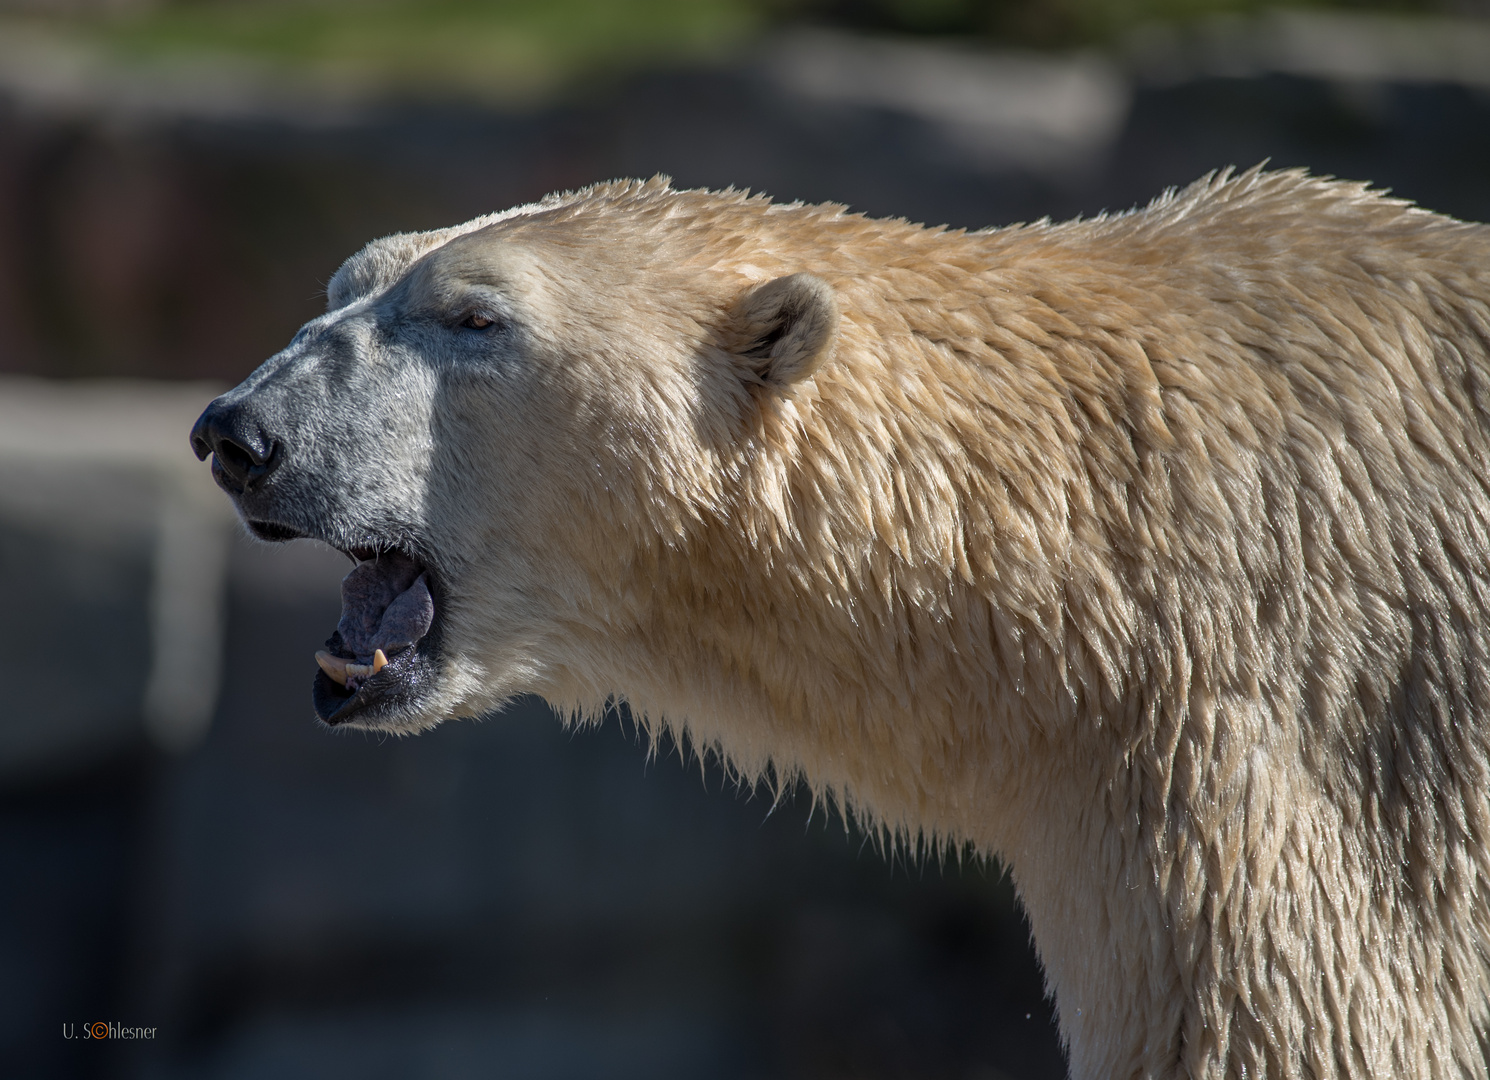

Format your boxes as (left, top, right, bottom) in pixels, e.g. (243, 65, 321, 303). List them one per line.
(313, 546, 438, 724)
(247, 521, 442, 726)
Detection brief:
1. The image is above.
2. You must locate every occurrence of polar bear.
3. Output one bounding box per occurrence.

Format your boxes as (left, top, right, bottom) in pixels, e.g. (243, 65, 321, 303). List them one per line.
(191, 167, 1490, 1079)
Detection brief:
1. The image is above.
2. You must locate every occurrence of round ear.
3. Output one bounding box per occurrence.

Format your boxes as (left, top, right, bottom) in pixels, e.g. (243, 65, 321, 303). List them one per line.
(724, 273, 839, 387)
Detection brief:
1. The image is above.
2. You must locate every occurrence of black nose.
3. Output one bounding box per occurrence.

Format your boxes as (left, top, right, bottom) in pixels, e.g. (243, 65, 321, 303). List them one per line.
(190, 399, 283, 494)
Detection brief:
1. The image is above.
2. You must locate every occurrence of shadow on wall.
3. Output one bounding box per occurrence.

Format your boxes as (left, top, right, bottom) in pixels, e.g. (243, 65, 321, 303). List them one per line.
(2, 16, 1490, 1080)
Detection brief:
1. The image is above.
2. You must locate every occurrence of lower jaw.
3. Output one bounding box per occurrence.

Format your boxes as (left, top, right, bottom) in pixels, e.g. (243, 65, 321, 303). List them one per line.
(312, 638, 441, 727)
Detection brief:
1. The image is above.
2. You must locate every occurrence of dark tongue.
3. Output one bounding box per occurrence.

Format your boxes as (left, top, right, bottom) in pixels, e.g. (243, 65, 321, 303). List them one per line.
(337, 552, 435, 663)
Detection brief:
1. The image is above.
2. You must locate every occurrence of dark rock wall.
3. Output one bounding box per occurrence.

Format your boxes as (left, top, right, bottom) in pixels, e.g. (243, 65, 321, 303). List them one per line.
(4, 59, 1485, 383)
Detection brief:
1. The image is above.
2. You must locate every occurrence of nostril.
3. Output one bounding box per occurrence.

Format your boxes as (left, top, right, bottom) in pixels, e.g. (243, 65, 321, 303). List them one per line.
(218, 438, 259, 476)
(190, 400, 285, 493)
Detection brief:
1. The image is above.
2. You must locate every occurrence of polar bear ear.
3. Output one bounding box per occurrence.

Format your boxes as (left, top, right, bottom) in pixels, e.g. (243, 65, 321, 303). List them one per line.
(724, 273, 839, 387)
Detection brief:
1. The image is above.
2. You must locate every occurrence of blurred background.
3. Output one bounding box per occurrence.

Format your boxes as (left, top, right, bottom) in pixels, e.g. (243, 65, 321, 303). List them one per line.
(2, 1, 1488, 1077)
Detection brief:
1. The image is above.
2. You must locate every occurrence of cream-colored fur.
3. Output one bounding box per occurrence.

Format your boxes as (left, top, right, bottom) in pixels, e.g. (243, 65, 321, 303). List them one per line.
(295, 167, 1490, 1076)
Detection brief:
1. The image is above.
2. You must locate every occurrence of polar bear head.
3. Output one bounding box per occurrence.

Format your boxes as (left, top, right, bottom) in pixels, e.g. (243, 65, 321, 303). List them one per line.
(190, 179, 841, 734)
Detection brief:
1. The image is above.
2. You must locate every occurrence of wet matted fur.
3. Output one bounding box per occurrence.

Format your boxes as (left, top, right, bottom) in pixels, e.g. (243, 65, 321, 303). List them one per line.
(195, 167, 1490, 1078)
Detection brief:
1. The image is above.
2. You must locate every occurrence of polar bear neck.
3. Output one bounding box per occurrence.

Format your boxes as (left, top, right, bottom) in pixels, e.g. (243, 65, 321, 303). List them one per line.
(532, 170, 1490, 1077)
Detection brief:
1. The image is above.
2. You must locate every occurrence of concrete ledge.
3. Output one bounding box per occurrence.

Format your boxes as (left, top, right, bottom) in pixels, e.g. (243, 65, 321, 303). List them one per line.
(0, 376, 230, 773)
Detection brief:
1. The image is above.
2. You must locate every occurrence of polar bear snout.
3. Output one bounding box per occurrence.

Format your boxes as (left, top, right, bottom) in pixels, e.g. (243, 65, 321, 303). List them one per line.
(190, 338, 455, 733)
(190, 397, 285, 498)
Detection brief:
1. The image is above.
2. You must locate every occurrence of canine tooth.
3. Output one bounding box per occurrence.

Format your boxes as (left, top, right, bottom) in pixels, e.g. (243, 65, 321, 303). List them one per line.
(372, 649, 388, 673)
(315, 650, 350, 686)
